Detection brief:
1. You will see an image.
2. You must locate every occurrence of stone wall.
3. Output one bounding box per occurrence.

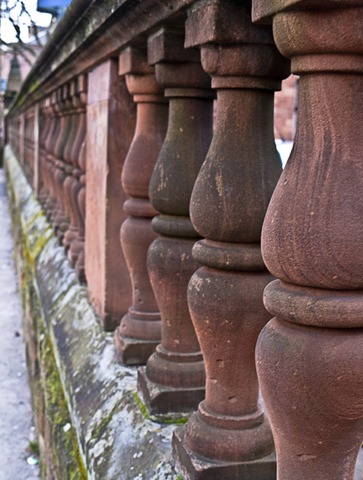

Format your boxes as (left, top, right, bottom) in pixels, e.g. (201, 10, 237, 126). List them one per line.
(5, 145, 184, 480)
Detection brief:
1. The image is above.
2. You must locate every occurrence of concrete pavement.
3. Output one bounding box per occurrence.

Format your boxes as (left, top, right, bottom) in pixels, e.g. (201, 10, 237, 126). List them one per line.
(0, 168, 39, 480)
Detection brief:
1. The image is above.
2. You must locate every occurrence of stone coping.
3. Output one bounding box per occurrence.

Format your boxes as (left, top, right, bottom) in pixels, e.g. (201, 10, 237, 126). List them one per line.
(7, 0, 197, 115)
(4, 145, 182, 480)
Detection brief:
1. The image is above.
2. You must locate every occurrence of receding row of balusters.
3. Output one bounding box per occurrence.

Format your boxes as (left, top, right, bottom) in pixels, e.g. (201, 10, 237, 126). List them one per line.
(36, 76, 87, 281)
(6, 1, 362, 479)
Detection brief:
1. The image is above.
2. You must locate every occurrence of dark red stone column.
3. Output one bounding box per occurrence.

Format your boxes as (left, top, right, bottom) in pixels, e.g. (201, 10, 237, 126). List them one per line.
(39, 97, 53, 209)
(251, 2, 363, 480)
(68, 75, 87, 279)
(63, 77, 85, 259)
(23, 107, 35, 185)
(38, 99, 48, 203)
(49, 87, 69, 238)
(113, 47, 167, 358)
(173, 1, 289, 478)
(45, 92, 61, 225)
(62, 80, 79, 252)
(33, 103, 40, 194)
(137, 27, 213, 415)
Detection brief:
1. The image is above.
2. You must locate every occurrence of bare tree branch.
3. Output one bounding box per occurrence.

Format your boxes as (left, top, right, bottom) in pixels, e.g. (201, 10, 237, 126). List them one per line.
(0, 0, 49, 65)
(0, 37, 33, 66)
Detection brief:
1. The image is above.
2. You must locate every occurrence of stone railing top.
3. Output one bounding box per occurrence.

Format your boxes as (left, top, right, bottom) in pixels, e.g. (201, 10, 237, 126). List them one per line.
(253, 0, 363, 22)
(8, 0, 198, 115)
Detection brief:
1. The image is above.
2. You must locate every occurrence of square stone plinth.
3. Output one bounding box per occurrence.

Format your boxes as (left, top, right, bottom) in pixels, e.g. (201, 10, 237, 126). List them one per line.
(173, 427, 276, 480)
(138, 367, 205, 416)
(114, 329, 159, 366)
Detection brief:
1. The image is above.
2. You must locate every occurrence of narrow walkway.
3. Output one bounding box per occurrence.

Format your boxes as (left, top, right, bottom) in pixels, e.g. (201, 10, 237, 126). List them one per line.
(0, 169, 39, 480)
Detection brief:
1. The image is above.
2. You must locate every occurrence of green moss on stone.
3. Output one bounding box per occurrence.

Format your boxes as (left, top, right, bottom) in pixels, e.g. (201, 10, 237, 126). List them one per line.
(39, 329, 87, 480)
(28, 440, 40, 455)
(89, 401, 121, 447)
(133, 392, 150, 420)
(157, 416, 188, 426)
(132, 392, 189, 426)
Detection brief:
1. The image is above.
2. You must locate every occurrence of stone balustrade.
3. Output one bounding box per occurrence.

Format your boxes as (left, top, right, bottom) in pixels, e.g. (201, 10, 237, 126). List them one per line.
(4, 0, 362, 478)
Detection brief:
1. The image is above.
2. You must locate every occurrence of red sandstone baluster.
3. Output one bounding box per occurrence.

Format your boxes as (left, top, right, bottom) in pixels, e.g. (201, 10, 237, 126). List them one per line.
(44, 93, 60, 221)
(74, 143, 86, 283)
(138, 26, 213, 415)
(173, 2, 290, 478)
(41, 97, 55, 212)
(33, 102, 40, 195)
(28, 108, 35, 184)
(49, 89, 64, 229)
(62, 81, 79, 251)
(69, 76, 87, 273)
(38, 100, 47, 205)
(38, 100, 46, 203)
(54, 84, 73, 238)
(113, 47, 167, 363)
(23, 109, 34, 184)
(53, 84, 72, 238)
(250, 2, 363, 480)
(48, 89, 67, 233)
(25, 111, 29, 177)
(18, 113, 25, 167)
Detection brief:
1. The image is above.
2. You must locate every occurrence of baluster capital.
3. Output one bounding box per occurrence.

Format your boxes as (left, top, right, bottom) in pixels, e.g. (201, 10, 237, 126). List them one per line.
(252, 0, 363, 23)
(185, 0, 290, 90)
(119, 46, 164, 101)
(148, 26, 211, 93)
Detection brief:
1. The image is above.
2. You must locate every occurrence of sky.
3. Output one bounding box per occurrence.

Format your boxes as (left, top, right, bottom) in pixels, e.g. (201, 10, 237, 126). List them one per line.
(0, 0, 52, 43)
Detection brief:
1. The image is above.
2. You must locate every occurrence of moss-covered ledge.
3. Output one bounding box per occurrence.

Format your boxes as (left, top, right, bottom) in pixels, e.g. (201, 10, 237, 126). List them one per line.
(4, 145, 182, 479)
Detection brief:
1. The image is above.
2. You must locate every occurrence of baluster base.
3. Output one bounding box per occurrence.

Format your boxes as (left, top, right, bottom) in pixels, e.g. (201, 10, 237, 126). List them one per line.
(114, 308, 161, 364)
(173, 427, 276, 480)
(114, 331, 159, 366)
(138, 366, 205, 416)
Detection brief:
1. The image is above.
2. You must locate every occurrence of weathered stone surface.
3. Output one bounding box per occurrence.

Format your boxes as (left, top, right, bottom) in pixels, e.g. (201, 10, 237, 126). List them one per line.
(140, 27, 212, 415)
(8, 0, 200, 113)
(85, 59, 134, 331)
(115, 47, 167, 365)
(174, 2, 289, 478)
(173, 428, 276, 480)
(255, 3, 363, 480)
(252, 0, 363, 23)
(5, 145, 182, 479)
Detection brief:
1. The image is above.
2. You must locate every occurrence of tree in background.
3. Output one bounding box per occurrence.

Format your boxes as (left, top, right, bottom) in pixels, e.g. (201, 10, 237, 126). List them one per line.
(0, 0, 53, 64)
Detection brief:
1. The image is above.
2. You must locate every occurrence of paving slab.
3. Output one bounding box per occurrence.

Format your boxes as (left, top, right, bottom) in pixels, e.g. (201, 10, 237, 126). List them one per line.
(0, 168, 39, 480)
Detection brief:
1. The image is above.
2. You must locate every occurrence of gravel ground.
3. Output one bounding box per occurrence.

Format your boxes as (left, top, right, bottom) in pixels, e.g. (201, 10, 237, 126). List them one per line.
(0, 169, 39, 480)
